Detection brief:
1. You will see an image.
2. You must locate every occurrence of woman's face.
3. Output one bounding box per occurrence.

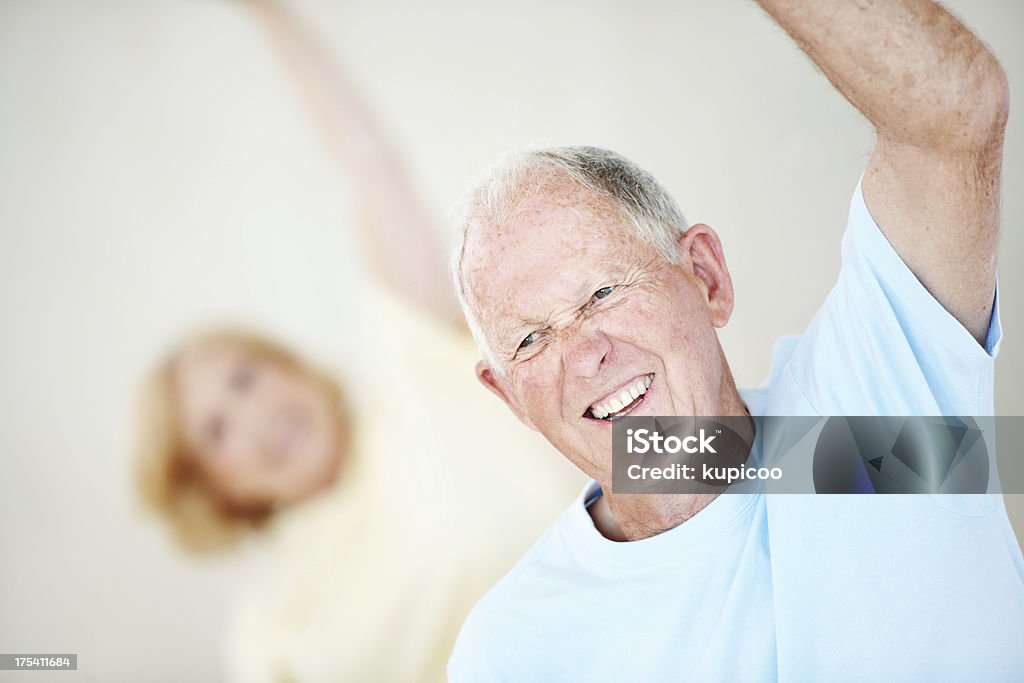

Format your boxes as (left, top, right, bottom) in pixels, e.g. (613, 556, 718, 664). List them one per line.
(174, 342, 342, 510)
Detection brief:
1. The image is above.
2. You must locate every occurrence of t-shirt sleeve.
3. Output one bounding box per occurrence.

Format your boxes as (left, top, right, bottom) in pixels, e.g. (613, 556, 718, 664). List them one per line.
(777, 175, 1001, 417)
(762, 178, 1023, 681)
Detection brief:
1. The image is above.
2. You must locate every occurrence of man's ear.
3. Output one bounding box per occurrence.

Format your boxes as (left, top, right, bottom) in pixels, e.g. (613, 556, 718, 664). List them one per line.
(678, 223, 734, 327)
(476, 360, 537, 430)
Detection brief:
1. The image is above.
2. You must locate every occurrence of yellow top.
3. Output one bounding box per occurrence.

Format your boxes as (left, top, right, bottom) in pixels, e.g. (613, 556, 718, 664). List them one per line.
(224, 285, 583, 683)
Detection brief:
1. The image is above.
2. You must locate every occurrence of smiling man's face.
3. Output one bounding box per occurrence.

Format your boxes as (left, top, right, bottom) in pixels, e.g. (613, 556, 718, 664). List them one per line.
(463, 181, 740, 483)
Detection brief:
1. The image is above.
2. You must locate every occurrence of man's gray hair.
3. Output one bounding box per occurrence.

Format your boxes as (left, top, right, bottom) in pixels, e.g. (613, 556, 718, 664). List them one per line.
(451, 145, 689, 368)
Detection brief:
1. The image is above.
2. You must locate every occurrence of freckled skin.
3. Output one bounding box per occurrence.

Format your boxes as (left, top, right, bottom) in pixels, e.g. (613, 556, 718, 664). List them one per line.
(464, 182, 747, 539)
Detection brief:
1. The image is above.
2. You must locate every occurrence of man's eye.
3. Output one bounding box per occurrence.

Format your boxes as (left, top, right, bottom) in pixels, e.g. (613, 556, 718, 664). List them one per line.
(593, 286, 614, 300)
(518, 331, 541, 350)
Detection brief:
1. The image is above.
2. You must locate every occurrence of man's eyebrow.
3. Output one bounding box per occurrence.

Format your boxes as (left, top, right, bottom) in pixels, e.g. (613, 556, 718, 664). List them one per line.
(497, 317, 550, 345)
(570, 265, 633, 301)
(496, 268, 630, 342)
(498, 300, 587, 346)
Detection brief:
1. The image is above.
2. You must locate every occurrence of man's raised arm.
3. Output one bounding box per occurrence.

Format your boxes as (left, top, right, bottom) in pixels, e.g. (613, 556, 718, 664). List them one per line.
(757, 0, 1009, 344)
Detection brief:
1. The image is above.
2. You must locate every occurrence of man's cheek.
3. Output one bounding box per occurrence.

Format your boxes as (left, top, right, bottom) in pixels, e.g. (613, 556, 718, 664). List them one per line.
(514, 372, 554, 423)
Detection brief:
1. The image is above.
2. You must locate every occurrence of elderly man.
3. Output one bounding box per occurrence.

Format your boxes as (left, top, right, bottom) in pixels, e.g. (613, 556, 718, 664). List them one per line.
(448, 0, 1023, 680)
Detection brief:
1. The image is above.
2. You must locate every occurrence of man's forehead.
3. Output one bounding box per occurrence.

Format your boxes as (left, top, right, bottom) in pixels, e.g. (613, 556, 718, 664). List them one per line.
(462, 187, 653, 343)
(466, 191, 614, 282)
(465, 185, 628, 267)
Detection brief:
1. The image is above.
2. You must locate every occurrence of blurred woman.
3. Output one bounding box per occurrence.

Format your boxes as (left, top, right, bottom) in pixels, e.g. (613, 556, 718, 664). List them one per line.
(135, 2, 581, 681)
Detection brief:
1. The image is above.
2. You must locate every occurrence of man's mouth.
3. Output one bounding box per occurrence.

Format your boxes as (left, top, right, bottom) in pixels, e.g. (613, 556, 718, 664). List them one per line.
(584, 373, 654, 421)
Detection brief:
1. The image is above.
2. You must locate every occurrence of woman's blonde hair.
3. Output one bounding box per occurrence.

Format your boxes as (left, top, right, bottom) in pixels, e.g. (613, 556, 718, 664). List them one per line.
(135, 328, 349, 554)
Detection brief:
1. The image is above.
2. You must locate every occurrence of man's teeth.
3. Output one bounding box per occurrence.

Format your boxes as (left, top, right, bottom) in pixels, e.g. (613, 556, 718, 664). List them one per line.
(590, 374, 653, 420)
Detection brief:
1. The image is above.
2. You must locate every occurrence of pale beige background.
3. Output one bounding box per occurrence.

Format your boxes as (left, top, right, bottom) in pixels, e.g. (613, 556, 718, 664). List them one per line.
(0, 1, 1021, 681)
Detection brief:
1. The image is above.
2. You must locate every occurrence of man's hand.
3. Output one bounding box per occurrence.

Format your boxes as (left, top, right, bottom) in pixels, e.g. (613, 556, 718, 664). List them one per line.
(757, 0, 1008, 345)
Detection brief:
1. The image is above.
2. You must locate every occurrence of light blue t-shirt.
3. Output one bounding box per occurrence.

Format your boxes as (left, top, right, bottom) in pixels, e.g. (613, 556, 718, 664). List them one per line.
(448, 179, 1024, 681)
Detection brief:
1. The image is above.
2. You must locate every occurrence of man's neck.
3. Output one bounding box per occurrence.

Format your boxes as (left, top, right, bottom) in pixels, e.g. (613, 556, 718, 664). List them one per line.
(589, 490, 723, 541)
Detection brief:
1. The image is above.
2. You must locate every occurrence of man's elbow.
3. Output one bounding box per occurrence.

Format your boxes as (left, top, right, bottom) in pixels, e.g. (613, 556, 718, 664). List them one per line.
(939, 49, 1009, 155)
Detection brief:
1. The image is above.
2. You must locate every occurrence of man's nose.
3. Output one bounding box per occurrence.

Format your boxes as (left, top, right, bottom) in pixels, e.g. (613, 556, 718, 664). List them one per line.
(561, 320, 611, 379)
